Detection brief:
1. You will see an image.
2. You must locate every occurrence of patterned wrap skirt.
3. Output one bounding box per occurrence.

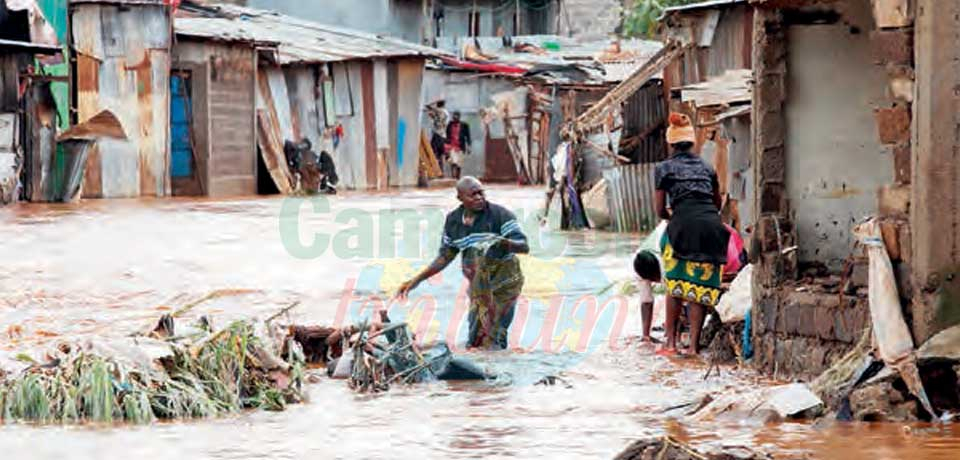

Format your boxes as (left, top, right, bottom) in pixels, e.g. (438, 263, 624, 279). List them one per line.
(660, 230, 723, 307)
(468, 255, 524, 350)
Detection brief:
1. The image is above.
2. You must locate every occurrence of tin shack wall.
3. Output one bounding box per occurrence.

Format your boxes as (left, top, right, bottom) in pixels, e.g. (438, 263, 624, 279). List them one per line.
(72, 2, 171, 198)
(393, 58, 423, 187)
(172, 39, 257, 197)
(663, 4, 753, 89)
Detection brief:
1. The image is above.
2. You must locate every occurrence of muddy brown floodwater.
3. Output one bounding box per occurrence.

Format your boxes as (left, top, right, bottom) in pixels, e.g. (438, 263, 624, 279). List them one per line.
(1, 186, 959, 459)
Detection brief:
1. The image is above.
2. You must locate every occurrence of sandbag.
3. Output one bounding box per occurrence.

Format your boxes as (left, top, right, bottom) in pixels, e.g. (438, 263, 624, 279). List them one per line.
(852, 219, 913, 364)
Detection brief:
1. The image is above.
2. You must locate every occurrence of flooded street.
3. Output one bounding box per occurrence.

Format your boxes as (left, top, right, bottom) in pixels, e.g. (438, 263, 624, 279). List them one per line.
(2, 186, 960, 459)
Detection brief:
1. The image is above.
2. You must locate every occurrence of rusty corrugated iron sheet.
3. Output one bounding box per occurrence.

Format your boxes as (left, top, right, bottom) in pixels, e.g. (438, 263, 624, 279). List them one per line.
(661, 1, 753, 88)
(72, 2, 171, 198)
(174, 4, 447, 65)
(603, 163, 659, 233)
(622, 79, 668, 164)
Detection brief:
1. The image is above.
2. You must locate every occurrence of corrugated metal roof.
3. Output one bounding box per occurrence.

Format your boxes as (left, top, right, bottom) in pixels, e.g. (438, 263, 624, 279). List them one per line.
(174, 4, 447, 64)
(0, 38, 61, 54)
(435, 35, 663, 83)
(679, 69, 752, 107)
(661, 0, 747, 15)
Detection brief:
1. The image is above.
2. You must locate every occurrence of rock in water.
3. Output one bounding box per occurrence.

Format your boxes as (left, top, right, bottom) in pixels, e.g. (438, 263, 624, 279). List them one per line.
(614, 436, 772, 460)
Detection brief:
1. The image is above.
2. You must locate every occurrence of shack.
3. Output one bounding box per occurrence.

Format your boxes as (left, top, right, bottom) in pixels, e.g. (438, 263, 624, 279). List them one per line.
(174, 2, 445, 193)
(69, 0, 171, 199)
(0, 38, 61, 204)
(169, 29, 274, 196)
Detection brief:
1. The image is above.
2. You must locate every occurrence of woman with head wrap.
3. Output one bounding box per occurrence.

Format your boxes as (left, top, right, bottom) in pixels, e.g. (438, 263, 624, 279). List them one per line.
(655, 113, 730, 356)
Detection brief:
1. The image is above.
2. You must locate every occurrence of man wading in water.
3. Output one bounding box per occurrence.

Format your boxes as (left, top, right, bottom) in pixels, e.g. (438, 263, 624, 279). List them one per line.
(397, 177, 529, 350)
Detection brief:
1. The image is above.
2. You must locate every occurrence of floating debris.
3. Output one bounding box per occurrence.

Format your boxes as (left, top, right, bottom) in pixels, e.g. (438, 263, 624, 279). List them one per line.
(0, 318, 305, 425)
(615, 436, 772, 460)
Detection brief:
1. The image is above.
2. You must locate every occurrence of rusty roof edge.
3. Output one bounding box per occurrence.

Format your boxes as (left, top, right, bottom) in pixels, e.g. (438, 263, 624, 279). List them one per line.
(174, 3, 450, 63)
(174, 30, 280, 48)
(200, 3, 449, 58)
(659, 0, 747, 18)
(71, 0, 166, 4)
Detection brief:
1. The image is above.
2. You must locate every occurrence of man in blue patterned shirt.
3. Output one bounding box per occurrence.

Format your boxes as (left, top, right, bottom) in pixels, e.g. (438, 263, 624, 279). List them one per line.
(397, 177, 529, 349)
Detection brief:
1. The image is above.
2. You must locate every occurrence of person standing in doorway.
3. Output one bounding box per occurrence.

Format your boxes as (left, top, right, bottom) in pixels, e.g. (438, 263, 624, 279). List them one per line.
(655, 113, 730, 356)
(396, 176, 528, 350)
(426, 100, 450, 173)
(445, 111, 472, 179)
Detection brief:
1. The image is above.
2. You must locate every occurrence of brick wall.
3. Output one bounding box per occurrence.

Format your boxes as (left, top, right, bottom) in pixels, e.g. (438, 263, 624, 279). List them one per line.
(750, 0, 917, 380)
(754, 287, 871, 379)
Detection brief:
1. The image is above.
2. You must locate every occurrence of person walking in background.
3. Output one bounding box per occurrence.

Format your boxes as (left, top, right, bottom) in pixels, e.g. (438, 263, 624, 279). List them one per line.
(654, 113, 730, 356)
(426, 100, 450, 174)
(445, 111, 472, 179)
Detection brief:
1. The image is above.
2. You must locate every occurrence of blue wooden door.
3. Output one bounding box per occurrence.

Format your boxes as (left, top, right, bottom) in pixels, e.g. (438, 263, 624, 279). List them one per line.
(170, 74, 193, 178)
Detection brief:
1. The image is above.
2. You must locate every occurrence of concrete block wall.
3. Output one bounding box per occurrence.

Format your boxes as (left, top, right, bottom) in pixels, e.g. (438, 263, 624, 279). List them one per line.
(911, 0, 960, 344)
(558, 0, 623, 40)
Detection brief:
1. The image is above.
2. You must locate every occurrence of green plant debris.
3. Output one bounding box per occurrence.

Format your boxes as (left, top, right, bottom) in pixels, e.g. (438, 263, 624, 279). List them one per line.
(0, 320, 305, 425)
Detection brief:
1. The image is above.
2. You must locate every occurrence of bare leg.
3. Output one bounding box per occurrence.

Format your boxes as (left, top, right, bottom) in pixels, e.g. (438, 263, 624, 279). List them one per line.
(664, 295, 680, 351)
(687, 302, 707, 355)
(640, 301, 653, 341)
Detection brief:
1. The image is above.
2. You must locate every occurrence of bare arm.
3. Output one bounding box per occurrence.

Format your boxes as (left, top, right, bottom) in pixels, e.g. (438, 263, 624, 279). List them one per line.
(656, 190, 670, 220)
(397, 251, 456, 299)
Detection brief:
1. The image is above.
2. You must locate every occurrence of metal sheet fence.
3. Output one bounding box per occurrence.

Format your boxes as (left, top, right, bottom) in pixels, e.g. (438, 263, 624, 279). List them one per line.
(603, 163, 658, 233)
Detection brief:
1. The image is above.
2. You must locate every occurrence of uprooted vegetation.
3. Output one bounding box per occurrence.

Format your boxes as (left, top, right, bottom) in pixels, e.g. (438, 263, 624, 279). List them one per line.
(0, 319, 307, 424)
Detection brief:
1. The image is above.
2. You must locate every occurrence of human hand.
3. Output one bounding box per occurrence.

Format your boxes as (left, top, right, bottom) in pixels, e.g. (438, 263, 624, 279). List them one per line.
(395, 279, 421, 300)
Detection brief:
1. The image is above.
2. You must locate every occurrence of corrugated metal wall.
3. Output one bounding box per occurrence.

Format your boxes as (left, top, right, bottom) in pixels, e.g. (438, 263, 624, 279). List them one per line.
(603, 163, 658, 233)
(335, 61, 369, 189)
(663, 4, 752, 89)
(73, 3, 171, 198)
(394, 59, 424, 187)
(622, 79, 667, 163)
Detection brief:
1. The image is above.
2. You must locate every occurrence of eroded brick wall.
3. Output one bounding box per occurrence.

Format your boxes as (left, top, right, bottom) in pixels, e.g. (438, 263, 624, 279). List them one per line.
(751, 0, 917, 379)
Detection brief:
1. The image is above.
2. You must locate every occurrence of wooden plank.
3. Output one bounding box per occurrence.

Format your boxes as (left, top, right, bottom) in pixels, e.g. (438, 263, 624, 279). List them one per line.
(360, 61, 378, 189)
(255, 68, 295, 194)
(574, 42, 685, 134)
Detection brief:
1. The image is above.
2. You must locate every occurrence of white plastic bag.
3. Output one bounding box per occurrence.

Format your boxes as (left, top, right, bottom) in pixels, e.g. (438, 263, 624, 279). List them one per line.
(715, 264, 753, 323)
(582, 179, 610, 229)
